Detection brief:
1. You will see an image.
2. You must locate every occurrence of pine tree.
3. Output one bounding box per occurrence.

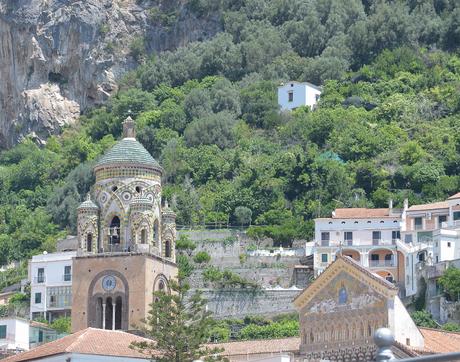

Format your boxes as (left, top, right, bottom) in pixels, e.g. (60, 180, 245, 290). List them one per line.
(131, 278, 227, 362)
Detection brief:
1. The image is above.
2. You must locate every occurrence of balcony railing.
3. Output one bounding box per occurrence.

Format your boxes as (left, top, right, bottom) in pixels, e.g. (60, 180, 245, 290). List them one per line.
(316, 239, 399, 247)
(48, 300, 71, 308)
(369, 260, 396, 267)
(33, 276, 45, 283)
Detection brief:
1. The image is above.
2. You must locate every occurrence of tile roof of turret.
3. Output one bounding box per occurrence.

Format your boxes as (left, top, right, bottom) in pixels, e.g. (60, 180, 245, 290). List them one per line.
(77, 194, 99, 210)
(95, 137, 161, 169)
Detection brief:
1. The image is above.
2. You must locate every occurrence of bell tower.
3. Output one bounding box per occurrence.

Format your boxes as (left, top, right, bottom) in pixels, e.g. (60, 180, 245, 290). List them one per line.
(72, 117, 178, 333)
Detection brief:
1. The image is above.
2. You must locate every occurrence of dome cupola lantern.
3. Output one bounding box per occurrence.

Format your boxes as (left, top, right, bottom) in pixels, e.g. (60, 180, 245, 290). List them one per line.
(123, 116, 136, 139)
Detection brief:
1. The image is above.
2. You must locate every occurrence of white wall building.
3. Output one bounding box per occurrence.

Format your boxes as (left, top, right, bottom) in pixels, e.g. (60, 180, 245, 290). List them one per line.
(28, 251, 76, 322)
(313, 205, 407, 290)
(277, 81, 321, 111)
(0, 318, 29, 352)
(313, 192, 460, 299)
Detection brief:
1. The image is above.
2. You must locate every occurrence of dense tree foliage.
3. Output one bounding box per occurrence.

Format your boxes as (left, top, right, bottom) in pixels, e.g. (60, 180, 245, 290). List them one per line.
(439, 266, 460, 301)
(2, 0, 460, 262)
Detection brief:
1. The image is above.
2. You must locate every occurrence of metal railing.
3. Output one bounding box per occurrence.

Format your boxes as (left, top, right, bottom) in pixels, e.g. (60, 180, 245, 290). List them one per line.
(33, 276, 45, 283)
(374, 328, 460, 361)
(369, 260, 396, 267)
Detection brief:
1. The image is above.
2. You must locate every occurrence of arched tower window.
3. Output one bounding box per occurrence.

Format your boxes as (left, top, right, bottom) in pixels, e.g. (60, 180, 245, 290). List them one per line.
(141, 229, 147, 244)
(159, 280, 165, 292)
(86, 233, 93, 252)
(109, 216, 121, 245)
(165, 240, 171, 258)
(153, 220, 159, 245)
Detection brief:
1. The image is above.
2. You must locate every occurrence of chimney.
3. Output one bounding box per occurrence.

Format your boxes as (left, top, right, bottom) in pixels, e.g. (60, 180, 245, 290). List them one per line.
(122, 116, 136, 139)
(403, 198, 409, 211)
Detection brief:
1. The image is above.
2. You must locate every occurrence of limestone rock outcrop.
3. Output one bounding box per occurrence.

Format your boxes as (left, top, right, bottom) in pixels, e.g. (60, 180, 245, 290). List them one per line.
(0, 0, 221, 149)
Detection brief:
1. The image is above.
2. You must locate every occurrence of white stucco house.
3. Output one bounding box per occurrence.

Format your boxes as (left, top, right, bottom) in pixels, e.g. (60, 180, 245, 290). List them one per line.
(28, 251, 76, 322)
(277, 81, 321, 111)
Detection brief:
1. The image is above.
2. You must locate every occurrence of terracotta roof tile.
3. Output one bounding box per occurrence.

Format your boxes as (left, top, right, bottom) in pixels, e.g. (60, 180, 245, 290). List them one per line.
(332, 208, 395, 219)
(407, 201, 449, 212)
(3, 328, 152, 361)
(419, 327, 460, 353)
(448, 192, 460, 200)
(208, 337, 300, 356)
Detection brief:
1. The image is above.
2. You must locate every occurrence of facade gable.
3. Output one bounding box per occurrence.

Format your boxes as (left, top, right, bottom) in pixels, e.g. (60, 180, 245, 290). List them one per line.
(301, 270, 387, 316)
(294, 256, 397, 311)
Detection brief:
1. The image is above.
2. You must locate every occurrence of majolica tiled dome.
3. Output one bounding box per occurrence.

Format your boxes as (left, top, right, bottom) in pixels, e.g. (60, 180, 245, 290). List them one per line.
(95, 138, 160, 169)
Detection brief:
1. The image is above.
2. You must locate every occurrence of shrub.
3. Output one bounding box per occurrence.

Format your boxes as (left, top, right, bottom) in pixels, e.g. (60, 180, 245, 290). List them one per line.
(50, 317, 71, 334)
(442, 322, 460, 332)
(411, 310, 438, 328)
(193, 251, 211, 264)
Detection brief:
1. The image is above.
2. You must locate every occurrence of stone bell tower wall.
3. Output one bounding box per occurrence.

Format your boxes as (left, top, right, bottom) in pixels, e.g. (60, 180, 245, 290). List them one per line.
(71, 253, 177, 333)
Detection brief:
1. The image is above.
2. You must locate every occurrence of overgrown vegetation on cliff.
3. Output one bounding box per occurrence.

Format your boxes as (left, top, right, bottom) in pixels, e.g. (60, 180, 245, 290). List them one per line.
(1, 0, 460, 263)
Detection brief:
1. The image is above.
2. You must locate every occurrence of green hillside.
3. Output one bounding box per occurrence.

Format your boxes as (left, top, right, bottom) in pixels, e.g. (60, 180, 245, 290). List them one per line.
(1, 0, 460, 263)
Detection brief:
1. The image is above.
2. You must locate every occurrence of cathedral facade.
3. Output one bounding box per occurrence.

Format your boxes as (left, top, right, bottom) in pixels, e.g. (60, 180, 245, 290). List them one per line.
(71, 117, 177, 332)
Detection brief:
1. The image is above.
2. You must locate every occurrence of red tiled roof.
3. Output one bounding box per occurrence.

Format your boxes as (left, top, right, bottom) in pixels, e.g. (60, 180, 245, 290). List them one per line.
(419, 327, 460, 353)
(332, 208, 394, 219)
(209, 337, 300, 356)
(3, 328, 153, 361)
(407, 201, 449, 212)
(448, 192, 460, 200)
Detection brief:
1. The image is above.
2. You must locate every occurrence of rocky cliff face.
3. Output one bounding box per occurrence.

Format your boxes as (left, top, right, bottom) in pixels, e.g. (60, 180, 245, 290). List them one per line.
(0, 0, 221, 149)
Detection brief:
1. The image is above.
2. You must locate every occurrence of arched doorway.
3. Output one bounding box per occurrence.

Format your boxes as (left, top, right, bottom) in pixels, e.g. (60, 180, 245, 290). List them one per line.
(105, 297, 113, 330)
(96, 297, 103, 328)
(376, 270, 394, 283)
(338, 249, 360, 263)
(115, 296, 122, 330)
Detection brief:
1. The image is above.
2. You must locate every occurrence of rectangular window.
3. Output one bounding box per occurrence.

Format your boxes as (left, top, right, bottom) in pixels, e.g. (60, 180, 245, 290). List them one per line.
(448, 242, 451, 247)
(436, 255, 439, 263)
(64, 266, 71, 281)
(37, 268, 44, 283)
(372, 231, 381, 245)
(321, 232, 330, 246)
(344, 232, 353, 245)
(35, 292, 41, 304)
(405, 234, 413, 244)
(321, 254, 328, 263)
(439, 215, 447, 225)
(288, 91, 293, 102)
(371, 254, 379, 261)
(38, 330, 43, 343)
(392, 231, 401, 242)
(0, 326, 6, 339)
(414, 217, 423, 230)
(454, 212, 460, 221)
